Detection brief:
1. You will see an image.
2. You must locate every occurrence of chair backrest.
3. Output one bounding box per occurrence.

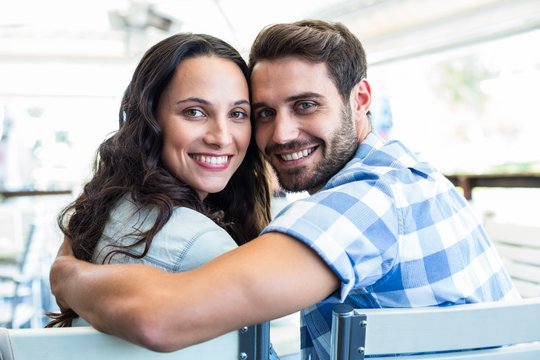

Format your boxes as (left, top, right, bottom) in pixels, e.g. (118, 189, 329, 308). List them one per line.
(0, 322, 270, 360)
(0, 206, 24, 254)
(0, 223, 40, 329)
(484, 220, 540, 297)
(14, 223, 36, 274)
(331, 297, 540, 360)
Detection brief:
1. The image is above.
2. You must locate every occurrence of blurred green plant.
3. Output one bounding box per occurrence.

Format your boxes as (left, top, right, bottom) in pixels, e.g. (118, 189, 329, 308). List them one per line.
(434, 56, 495, 112)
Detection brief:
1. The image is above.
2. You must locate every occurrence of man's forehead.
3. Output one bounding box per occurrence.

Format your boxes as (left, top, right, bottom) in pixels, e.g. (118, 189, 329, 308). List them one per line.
(251, 57, 334, 100)
(251, 56, 328, 78)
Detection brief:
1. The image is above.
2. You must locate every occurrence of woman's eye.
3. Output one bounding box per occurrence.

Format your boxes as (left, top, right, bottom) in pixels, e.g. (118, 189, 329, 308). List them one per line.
(230, 110, 248, 119)
(185, 108, 205, 118)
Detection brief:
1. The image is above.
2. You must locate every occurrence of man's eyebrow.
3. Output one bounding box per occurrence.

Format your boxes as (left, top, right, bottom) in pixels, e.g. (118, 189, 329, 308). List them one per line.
(252, 101, 268, 111)
(252, 92, 323, 110)
(286, 92, 323, 102)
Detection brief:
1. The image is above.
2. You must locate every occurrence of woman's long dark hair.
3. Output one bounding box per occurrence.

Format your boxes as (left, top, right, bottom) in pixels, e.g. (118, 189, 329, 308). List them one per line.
(47, 33, 272, 327)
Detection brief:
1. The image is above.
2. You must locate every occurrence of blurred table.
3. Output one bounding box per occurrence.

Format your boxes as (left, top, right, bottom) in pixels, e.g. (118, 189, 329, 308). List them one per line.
(445, 173, 540, 200)
(0, 190, 72, 199)
(0, 237, 22, 263)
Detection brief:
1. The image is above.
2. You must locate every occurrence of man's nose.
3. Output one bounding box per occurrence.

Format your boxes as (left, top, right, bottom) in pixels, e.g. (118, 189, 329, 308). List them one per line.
(271, 112, 299, 144)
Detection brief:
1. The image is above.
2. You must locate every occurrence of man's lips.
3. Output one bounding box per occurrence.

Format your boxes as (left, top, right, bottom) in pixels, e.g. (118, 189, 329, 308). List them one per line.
(278, 146, 316, 161)
(273, 145, 318, 162)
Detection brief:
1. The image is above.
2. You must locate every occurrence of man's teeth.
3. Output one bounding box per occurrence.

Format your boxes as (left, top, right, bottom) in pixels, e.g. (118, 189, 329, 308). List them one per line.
(281, 148, 313, 161)
(193, 155, 228, 165)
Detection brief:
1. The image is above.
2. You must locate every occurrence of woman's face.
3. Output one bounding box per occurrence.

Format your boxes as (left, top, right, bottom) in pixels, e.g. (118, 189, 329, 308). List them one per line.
(158, 56, 251, 200)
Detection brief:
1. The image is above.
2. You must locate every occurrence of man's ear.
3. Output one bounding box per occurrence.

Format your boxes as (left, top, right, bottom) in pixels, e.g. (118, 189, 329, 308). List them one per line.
(350, 79, 371, 116)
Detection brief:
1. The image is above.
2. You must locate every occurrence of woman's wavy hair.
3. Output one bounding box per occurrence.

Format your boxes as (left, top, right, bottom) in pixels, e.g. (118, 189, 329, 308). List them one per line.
(47, 33, 272, 327)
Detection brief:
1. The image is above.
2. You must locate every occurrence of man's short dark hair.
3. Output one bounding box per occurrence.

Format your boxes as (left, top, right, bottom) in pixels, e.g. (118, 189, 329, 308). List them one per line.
(249, 19, 368, 102)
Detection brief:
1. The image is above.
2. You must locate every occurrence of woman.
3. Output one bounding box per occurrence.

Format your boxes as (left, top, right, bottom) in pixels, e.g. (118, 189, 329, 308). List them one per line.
(47, 33, 272, 327)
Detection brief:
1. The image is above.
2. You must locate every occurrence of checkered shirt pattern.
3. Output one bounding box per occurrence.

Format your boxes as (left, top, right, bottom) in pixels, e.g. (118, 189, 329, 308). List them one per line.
(262, 132, 520, 360)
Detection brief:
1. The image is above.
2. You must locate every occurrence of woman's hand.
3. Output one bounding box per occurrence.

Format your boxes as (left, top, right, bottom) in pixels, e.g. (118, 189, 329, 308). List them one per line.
(49, 236, 76, 310)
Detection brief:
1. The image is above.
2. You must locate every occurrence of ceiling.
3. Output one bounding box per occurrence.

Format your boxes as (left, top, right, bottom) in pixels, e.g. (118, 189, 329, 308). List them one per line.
(1, 0, 539, 64)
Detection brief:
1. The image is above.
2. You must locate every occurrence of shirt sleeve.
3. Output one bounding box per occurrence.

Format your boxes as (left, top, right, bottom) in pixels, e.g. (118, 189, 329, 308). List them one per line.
(262, 185, 400, 300)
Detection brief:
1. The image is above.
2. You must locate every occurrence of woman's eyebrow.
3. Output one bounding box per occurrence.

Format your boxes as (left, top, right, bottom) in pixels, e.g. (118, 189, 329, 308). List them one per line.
(175, 97, 210, 105)
(175, 98, 249, 106)
(233, 99, 250, 106)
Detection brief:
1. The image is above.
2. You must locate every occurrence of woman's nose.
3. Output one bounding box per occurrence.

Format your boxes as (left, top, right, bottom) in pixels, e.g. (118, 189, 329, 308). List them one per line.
(203, 118, 232, 147)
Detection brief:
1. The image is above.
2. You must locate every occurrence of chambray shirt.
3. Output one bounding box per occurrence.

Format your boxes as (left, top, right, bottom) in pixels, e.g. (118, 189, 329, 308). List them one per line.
(262, 133, 520, 360)
(72, 197, 236, 327)
(92, 196, 237, 270)
(88, 197, 282, 360)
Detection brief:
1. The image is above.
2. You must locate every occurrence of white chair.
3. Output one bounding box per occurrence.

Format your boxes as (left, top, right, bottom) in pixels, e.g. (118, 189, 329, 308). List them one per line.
(0, 224, 42, 328)
(484, 220, 540, 298)
(0, 322, 270, 360)
(331, 297, 540, 359)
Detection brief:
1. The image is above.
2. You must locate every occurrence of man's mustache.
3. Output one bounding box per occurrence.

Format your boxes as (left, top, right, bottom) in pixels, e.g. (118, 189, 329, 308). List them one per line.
(265, 139, 321, 155)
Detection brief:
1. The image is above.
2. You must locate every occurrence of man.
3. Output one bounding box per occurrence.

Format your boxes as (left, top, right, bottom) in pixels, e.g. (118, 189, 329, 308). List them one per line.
(50, 20, 519, 360)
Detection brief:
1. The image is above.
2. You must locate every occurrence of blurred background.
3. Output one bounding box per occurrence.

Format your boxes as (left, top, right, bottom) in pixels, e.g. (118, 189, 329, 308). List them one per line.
(1, 0, 539, 356)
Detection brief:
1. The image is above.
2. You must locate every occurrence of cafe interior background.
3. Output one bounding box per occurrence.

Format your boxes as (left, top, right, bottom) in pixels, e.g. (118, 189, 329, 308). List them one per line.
(1, 0, 539, 355)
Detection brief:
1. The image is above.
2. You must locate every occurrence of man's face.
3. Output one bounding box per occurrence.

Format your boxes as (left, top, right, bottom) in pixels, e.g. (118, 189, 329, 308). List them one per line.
(251, 56, 359, 194)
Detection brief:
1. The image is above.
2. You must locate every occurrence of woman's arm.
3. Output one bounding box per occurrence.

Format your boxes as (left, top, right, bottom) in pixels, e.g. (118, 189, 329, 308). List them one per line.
(50, 232, 339, 352)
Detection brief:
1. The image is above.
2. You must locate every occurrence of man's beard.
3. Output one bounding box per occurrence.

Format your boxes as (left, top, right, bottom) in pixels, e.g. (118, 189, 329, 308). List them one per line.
(272, 105, 359, 193)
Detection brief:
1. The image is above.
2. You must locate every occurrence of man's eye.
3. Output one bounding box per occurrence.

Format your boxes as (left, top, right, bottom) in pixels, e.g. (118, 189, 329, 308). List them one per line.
(256, 109, 275, 121)
(297, 102, 316, 111)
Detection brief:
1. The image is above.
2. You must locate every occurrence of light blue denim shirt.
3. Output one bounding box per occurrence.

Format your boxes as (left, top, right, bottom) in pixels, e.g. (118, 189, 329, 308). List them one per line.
(72, 195, 236, 326)
(74, 196, 282, 359)
(92, 196, 237, 269)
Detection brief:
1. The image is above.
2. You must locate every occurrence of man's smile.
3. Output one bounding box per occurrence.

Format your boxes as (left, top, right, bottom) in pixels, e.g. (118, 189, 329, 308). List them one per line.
(279, 146, 317, 161)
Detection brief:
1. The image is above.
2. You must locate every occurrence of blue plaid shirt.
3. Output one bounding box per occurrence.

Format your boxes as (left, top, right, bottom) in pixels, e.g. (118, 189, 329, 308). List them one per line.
(262, 133, 520, 360)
